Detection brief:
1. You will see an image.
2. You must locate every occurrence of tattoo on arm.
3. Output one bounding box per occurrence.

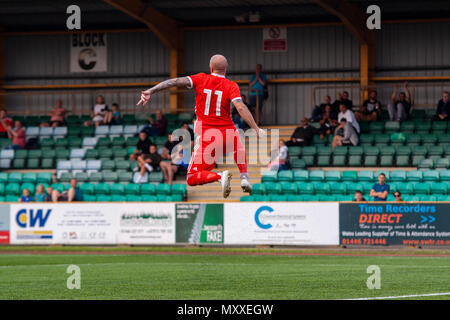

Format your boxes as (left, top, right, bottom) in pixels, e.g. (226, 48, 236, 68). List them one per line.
(150, 77, 191, 93)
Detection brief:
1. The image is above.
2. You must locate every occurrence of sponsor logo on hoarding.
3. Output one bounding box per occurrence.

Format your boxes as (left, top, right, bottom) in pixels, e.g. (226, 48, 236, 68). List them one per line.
(0, 231, 9, 244)
(254, 206, 274, 229)
(15, 208, 52, 240)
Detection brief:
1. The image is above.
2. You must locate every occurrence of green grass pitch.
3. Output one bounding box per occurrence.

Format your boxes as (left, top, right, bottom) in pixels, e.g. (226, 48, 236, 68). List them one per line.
(0, 247, 449, 300)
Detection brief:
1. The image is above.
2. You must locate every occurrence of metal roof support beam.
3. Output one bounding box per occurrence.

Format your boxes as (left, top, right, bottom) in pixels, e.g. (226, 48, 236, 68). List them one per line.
(314, 0, 375, 99)
(103, 0, 184, 113)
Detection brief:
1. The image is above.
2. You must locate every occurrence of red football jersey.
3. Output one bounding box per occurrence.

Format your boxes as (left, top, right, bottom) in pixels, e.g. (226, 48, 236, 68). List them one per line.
(187, 73, 241, 128)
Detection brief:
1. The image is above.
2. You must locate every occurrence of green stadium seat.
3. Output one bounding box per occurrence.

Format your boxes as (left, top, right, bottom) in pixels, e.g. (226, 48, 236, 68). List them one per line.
(313, 182, 330, 195)
(438, 135, 450, 145)
(390, 133, 406, 146)
(27, 158, 39, 169)
(359, 121, 370, 134)
(156, 183, 171, 195)
(87, 172, 102, 183)
(374, 171, 390, 181)
(363, 145, 379, 156)
(432, 121, 447, 133)
(332, 155, 346, 166)
(14, 149, 28, 160)
(110, 183, 125, 195)
(302, 146, 317, 156)
(240, 195, 254, 201)
(124, 183, 140, 195)
(80, 183, 95, 195)
(112, 136, 125, 147)
(290, 158, 306, 170)
(422, 134, 438, 145)
(357, 171, 373, 182)
(156, 195, 172, 202)
(287, 195, 303, 201)
(423, 170, 440, 182)
(293, 170, 309, 182)
(436, 158, 450, 169)
(101, 159, 115, 171)
(348, 155, 361, 166)
(287, 146, 301, 157)
(296, 182, 314, 195)
(412, 155, 426, 167)
(264, 182, 282, 195)
(97, 137, 111, 148)
(269, 195, 288, 202)
(342, 171, 357, 182)
(369, 122, 384, 133)
(407, 171, 423, 182)
(116, 160, 131, 171)
(20, 183, 35, 195)
(406, 134, 422, 145)
(359, 134, 374, 145)
(109, 194, 127, 201)
(95, 183, 110, 195)
(85, 149, 99, 160)
(414, 182, 431, 195)
(398, 182, 414, 195)
(112, 148, 127, 160)
(317, 146, 332, 156)
(418, 158, 434, 169)
(390, 171, 406, 182)
(96, 195, 112, 202)
(59, 172, 73, 183)
(68, 126, 81, 137)
(278, 170, 293, 182)
(303, 195, 320, 202)
(5, 183, 20, 196)
(126, 136, 139, 147)
(309, 170, 325, 182)
(344, 181, 364, 195)
(428, 145, 444, 157)
(99, 148, 113, 160)
(140, 183, 156, 195)
(12, 159, 25, 169)
(171, 184, 187, 196)
(251, 183, 265, 195)
(74, 172, 88, 183)
(416, 122, 431, 134)
(400, 121, 415, 133)
(312, 135, 326, 145)
(126, 195, 142, 202)
(8, 172, 23, 184)
(281, 182, 297, 195)
(149, 172, 164, 183)
(395, 155, 409, 166)
(141, 195, 157, 202)
(5, 195, 18, 202)
(118, 171, 132, 183)
(261, 170, 278, 182)
(374, 134, 390, 145)
(363, 155, 378, 167)
(329, 182, 346, 195)
(22, 173, 37, 184)
(317, 155, 331, 166)
(103, 172, 118, 183)
(431, 182, 447, 195)
(325, 171, 341, 182)
(300, 156, 315, 166)
(385, 121, 400, 134)
(37, 172, 52, 185)
(55, 149, 69, 160)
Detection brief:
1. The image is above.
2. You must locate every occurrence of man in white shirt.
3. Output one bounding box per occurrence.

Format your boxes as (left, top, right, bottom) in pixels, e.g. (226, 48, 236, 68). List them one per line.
(337, 103, 360, 134)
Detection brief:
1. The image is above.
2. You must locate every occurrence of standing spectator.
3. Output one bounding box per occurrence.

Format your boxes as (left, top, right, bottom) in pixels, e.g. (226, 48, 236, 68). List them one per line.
(432, 91, 450, 122)
(338, 103, 360, 134)
(332, 91, 353, 114)
(84, 95, 108, 127)
(370, 173, 390, 201)
(19, 188, 33, 202)
(353, 190, 367, 202)
(311, 95, 332, 122)
(249, 64, 267, 125)
(35, 184, 47, 202)
(52, 178, 83, 202)
(331, 118, 359, 150)
(0, 110, 13, 139)
(4, 120, 26, 150)
(130, 131, 152, 161)
(267, 140, 289, 171)
(319, 104, 337, 140)
(388, 82, 411, 121)
(48, 99, 68, 127)
(356, 90, 382, 122)
(286, 117, 317, 147)
(394, 191, 404, 202)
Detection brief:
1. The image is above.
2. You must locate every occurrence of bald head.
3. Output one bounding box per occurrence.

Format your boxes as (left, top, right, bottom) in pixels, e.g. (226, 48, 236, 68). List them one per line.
(209, 54, 228, 75)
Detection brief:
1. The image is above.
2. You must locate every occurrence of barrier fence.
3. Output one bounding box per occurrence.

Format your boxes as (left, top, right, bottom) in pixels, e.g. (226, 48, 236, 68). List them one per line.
(1, 202, 449, 247)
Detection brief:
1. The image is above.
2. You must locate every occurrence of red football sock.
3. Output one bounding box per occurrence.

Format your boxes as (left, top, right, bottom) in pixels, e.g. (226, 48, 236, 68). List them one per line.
(187, 171, 221, 186)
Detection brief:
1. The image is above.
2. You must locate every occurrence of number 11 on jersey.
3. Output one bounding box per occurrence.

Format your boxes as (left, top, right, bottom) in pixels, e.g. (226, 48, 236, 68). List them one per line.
(203, 89, 222, 116)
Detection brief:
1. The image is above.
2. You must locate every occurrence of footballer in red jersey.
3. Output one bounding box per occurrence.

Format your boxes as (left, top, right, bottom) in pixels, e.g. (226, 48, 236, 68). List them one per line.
(137, 54, 265, 198)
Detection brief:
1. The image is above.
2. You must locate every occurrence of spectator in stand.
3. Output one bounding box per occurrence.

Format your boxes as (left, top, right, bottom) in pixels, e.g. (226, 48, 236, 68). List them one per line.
(353, 190, 367, 202)
(105, 103, 121, 125)
(370, 173, 390, 201)
(52, 178, 83, 202)
(338, 103, 360, 134)
(286, 117, 317, 147)
(388, 82, 411, 121)
(311, 95, 332, 122)
(0, 109, 13, 139)
(3, 120, 26, 150)
(332, 91, 353, 114)
(35, 184, 47, 202)
(249, 64, 267, 125)
(134, 144, 162, 184)
(356, 90, 382, 122)
(160, 133, 179, 160)
(331, 118, 359, 150)
(394, 191, 404, 202)
(84, 95, 109, 127)
(179, 121, 195, 148)
(48, 99, 68, 127)
(45, 186, 53, 202)
(143, 109, 168, 136)
(19, 188, 33, 202)
(267, 140, 289, 171)
(319, 104, 338, 140)
(432, 91, 450, 122)
(160, 142, 187, 185)
(130, 131, 152, 161)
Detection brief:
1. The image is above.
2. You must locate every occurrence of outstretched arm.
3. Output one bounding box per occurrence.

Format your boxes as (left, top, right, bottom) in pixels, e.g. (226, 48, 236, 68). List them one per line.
(404, 81, 411, 103)
(232, 98, 265, 137)
(137, 77, 191, 107)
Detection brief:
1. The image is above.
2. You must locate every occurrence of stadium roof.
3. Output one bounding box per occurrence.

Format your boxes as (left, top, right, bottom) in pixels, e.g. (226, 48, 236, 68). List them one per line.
(1, 0, 450, 32)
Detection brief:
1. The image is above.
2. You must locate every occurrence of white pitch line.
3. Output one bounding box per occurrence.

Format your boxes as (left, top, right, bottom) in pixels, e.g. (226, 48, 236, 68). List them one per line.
(346, 292, 450, 300)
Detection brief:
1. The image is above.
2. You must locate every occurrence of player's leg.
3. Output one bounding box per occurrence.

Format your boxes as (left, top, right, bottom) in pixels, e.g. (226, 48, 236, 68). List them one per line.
(226, 127, 251, 193)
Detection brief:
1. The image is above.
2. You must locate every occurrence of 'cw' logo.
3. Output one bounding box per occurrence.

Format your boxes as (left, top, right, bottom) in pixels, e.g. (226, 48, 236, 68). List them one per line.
(16, 209, 52, 228)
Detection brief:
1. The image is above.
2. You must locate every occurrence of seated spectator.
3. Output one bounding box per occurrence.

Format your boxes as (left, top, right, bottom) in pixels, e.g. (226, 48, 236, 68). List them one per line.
(19, 188, 33, 202)
(432, 91, 450, 122)
(311, 95, 332, 122)
(134, 144, 162, 183)
(356, 90, 382, 122)
(267, 140, 289, 171)
(45, 186, 53, 202)
(48, 99, 68, 127)
(160, 143, 188, 185)
(105, 103, 121, 125)
(370, 173, 390, 201)
(388, 82, 411, 121)
(331, 118, 359, 150)
(286, 117, 317, 147)
(338, 103, 360, 134)
(4, 120, 26, 150)
(35, 184, 47, 202)
(0, 109, 12, 139)
(130, 131, 152, 161)
(353, 190, 366, 202)
(332, 91, 353, 114)
(161, 133, 179, 160)
(52, 178, 83, 202)
(319, 104, 338, 140)
(84, 95, 108, 127)
(394, 191, 403, 202)
(142, 109, 168, 136)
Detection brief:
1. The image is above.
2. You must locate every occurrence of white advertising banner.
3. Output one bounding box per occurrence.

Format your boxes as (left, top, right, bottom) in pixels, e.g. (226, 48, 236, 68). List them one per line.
(224, 203, 339, 245)
(118, 203, 176, 244)
(70, 32, 107, 72)
(9, 203, 118, 245)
